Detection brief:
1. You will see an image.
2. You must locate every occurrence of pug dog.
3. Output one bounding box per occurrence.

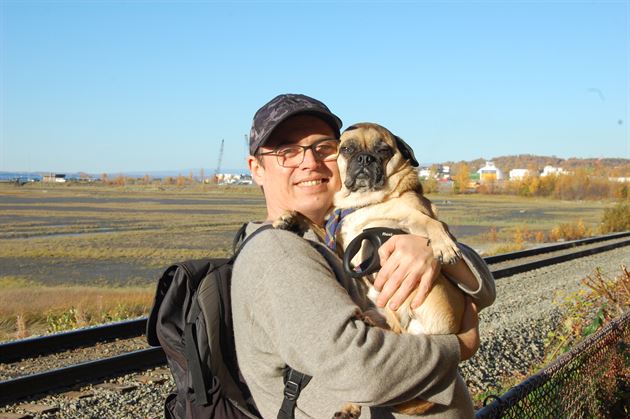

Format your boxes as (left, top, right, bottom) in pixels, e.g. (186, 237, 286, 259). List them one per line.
(331, 122, 466, 416)
(273, 122, 466, 417)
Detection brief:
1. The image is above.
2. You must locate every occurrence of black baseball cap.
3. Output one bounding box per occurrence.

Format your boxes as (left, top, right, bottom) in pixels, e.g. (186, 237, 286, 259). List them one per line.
(249, 94, 343, 155)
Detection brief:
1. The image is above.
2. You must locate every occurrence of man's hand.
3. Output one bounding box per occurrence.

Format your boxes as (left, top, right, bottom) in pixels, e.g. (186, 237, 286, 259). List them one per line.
(374, 234, 440, 310)
(456, 298, 479, 361)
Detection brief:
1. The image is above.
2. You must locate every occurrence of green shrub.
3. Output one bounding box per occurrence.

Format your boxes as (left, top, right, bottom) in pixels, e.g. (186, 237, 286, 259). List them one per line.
(47, 308, 79, 333)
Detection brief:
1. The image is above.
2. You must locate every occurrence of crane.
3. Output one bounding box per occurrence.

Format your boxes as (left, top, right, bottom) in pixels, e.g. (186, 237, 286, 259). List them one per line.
(214, 139, 224, 183)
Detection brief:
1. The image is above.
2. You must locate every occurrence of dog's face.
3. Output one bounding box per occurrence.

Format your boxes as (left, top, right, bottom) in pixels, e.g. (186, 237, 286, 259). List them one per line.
(336, 123, 418, 198)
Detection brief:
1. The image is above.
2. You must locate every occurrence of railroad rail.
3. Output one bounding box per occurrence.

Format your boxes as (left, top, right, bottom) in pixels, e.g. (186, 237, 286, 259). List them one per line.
(1, 231, 630, 405)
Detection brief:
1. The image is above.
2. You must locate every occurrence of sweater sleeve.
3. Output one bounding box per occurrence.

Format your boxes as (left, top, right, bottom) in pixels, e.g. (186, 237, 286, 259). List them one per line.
(234, 228, 461, 406)
(448, 242, 496, 311)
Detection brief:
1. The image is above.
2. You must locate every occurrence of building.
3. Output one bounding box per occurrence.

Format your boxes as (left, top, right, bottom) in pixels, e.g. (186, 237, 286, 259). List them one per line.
(509, 168, 530, 180)
(215, 173, 254, 185)
(42, 173, 66, 183)
(609, 177, 630, 183)
(477, 162, 504, 182)
(418, 167, 432, 180)
(540, 165, 567, 177)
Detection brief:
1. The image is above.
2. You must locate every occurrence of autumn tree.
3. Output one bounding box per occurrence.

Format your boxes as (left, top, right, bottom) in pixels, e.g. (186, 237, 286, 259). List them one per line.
(612, 182, 629, 200)
(478, 179, 498, 194)
(452, 163, 470, 193)
(114, 174, 126, 186)
(420, 177, 438, 194)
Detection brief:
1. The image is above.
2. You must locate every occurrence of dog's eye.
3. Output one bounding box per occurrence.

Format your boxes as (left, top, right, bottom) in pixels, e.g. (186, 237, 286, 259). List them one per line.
(375, 144, 393, 158)
(340, 145, 354, 155)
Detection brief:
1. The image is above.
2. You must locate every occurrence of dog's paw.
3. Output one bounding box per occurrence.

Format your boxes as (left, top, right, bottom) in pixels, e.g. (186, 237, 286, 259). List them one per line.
(272, 211, 310, 236)
(427, 226, 462, 264)
(333, 403, 361, 419)
(432, 240, 462, 265)
(353, 307, 390, 330)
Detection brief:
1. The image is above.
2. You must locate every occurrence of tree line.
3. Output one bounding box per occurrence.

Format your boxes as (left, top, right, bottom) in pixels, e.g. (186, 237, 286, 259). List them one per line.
(422, 165, 630, 200)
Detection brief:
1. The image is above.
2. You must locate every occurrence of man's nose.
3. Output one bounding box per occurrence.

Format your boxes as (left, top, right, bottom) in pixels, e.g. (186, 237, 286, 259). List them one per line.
(300, 148, 320, 168)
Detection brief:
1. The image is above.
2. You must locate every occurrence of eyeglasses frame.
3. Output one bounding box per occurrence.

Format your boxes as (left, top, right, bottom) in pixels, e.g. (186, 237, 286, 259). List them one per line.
(256, 138, 341, 168)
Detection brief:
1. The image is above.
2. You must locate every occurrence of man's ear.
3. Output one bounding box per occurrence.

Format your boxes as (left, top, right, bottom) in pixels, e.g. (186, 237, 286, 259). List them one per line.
(248, 155, 265, 186)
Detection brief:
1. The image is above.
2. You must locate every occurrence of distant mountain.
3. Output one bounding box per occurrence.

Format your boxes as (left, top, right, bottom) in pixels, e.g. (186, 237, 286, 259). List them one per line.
(0, 168, 248, 181)
(115, 168, 248, 178)
(0, 171, 43, 181)
(4, 156, 630, 181)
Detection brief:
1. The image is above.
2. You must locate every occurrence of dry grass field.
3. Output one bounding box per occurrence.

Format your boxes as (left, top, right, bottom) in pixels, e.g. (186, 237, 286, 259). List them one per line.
(0, 182, 613, 340)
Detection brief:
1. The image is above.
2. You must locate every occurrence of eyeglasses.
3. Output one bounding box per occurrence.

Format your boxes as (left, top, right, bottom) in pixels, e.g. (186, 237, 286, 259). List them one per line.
(257, 138, 340, 168)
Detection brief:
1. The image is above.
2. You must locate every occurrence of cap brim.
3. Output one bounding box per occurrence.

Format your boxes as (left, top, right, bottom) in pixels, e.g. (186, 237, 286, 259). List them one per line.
(256, 110, 342, 151)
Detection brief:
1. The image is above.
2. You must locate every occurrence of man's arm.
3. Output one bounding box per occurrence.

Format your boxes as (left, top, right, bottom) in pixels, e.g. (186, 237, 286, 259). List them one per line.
(234, 229, 462, 406)
(457, 298, 480, 361)
(374, 234, 495, 311)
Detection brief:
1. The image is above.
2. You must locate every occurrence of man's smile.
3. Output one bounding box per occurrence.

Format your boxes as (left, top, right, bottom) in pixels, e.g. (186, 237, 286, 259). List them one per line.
(296, 178, 329, 187)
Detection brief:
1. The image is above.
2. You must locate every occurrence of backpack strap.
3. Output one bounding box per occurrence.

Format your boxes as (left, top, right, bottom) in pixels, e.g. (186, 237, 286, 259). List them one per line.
(278, 368, 312, 419)
(231, 223, 273, 259)
(232, 222, 250, 253)
(184, 304, 209, 405)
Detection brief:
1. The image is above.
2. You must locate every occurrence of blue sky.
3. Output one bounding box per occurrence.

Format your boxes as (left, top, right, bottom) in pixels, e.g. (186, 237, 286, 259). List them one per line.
(1, 0, 628, 174)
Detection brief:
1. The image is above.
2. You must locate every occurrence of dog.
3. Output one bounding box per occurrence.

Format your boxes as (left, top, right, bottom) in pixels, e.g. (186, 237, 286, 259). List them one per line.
(274, 122, 465, 417)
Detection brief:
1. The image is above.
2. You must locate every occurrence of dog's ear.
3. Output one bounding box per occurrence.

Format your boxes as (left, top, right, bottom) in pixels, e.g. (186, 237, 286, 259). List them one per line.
(394, 136, 419, 167)
(343, 124, 360, 133)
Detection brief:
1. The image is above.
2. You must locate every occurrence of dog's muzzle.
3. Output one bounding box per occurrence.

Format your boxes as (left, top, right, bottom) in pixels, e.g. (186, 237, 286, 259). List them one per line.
(345, 152, 385, 191)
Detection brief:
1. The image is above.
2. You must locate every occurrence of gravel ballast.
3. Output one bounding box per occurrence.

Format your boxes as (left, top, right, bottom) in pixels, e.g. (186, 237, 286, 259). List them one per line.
(1, 246, 628, 418)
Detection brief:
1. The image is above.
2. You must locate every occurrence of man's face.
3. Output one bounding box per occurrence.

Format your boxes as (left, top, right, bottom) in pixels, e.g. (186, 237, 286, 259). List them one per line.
(248, 114, 341, 225)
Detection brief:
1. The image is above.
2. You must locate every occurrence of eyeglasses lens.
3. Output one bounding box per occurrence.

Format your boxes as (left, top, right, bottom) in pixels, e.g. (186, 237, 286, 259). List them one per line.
(278, 140, 339, 168)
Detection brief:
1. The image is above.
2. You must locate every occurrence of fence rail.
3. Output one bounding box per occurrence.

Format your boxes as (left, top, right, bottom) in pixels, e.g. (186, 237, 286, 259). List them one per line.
(476, 310, 629, 418)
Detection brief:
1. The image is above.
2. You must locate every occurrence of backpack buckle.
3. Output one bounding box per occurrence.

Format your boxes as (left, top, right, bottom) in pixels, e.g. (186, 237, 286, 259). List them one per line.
(283, 380, 300, 401)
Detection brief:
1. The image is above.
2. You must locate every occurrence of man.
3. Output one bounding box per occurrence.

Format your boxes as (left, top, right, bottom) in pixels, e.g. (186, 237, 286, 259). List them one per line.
(232, 94, 495, 418)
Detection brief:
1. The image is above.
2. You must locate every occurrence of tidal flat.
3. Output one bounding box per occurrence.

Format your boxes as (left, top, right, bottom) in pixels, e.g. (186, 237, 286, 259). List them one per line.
(0, 182, 612, 340)
(0, 183, 610, 287)
(1, 183, 267, 286)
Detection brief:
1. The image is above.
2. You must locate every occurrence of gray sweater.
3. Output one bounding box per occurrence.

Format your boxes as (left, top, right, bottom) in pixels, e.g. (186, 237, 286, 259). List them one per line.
(232, 224, 495, 418)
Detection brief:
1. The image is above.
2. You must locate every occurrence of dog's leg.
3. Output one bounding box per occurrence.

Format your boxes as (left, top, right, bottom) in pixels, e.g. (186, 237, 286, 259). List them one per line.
(333, 403, 361, 419)
(416, 193, 439, 219)
(396, 207, 461, 264)
(380, 307, 405, 334)
(272, 211, 328, 242)
(272, 210, 310, 236)
(394, 399, 435, 415)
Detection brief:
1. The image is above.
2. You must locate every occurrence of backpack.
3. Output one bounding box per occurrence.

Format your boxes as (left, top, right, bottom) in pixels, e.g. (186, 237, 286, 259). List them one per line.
(146, 224, 311, 419)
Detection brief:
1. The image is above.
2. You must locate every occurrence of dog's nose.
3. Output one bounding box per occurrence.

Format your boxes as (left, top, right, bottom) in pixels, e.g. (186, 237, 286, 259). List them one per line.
(356, 153, 375, 166)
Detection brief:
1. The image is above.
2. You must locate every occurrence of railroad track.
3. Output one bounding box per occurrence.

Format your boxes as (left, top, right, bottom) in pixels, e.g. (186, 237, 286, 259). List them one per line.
(2, 231, 630, 405)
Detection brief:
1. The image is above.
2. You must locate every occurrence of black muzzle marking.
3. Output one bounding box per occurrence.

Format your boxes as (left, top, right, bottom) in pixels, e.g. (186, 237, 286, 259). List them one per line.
(345, 152, 386, 191)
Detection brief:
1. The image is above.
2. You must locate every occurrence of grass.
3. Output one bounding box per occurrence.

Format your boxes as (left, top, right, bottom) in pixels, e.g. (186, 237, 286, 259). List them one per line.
(427, 193, 608, 254)
(0, 183, 266, 268)
(0, 183, 623, 341)
(0, 276, 153, 341)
